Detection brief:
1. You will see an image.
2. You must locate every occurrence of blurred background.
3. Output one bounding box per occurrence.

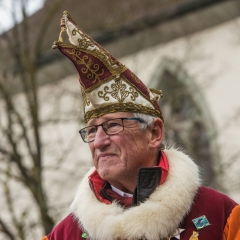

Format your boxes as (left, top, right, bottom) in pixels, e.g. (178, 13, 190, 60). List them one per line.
(0, 0, 240, 239)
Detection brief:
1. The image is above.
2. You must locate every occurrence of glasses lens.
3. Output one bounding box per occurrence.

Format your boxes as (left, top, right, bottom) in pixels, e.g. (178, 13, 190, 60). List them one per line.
(86, 126, 97, 142)
(80, 126, 96, 142)
(104, 119, 123, 135)
(80, 118, 124, 143)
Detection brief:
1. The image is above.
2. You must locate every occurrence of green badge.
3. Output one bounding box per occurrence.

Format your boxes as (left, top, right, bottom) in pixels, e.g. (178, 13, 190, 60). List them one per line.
(192, 215, 210, 230)
(82, 232, 89, 239)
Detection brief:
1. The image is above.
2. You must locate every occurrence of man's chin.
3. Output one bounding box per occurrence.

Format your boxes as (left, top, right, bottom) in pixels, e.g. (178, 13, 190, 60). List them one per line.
(97, 167, 109, 178)
(97, 167, 116, 181)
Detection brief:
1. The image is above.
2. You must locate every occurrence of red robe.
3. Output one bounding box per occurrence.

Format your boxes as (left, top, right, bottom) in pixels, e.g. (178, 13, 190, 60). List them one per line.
(43, 151, 240, 240)
(43, 187, 240, 240)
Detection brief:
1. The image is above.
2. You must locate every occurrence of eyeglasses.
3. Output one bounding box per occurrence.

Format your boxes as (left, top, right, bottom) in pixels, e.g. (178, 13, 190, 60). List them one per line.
(79, 117, 145, 143)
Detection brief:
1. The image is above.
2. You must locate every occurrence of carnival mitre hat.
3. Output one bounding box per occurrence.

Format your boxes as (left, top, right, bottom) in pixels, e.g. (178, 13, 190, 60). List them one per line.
(53, 11, 164, 123)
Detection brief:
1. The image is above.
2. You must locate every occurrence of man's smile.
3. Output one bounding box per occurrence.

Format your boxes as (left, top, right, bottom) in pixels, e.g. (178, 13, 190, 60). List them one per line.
(97, 153, 116, 162)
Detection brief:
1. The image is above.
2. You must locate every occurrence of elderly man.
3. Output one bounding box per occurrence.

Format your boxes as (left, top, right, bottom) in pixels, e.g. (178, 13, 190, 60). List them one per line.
(43, 11, 240, 240)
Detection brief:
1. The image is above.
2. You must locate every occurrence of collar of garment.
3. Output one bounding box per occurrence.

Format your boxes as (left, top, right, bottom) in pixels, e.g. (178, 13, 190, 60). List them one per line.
(87, 151, 169, 205)
(71, 148, 201, 240)
(111, 185, 133, 198)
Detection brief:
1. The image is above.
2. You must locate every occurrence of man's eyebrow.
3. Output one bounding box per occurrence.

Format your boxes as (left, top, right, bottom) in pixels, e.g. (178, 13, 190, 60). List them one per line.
(87, 121, 97, 127)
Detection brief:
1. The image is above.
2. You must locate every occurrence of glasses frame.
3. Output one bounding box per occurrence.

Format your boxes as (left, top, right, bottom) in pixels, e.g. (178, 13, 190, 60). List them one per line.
(79, 117, 144, 143)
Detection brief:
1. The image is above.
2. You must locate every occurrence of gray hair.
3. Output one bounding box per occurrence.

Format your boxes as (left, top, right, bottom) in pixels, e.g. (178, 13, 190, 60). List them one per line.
(133, 112, 155, 129)
(133, 112, 165, 150)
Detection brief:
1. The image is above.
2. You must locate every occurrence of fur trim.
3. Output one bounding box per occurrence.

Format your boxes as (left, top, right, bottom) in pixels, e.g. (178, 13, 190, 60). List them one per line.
(71, 148, 201, 240)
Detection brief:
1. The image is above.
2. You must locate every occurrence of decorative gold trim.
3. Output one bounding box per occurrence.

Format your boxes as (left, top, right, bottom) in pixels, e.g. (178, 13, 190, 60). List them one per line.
(85, 74, 119, 93)
(71, 28, 115, 63)
(64, 48, 104, 83)
(130, 72, 141, 84)
(63, 11, 72, 20)
(52, 41, 58, 49)
(62, 13, 127, 76)
(54, 12, 165, 124)
(58, 17, 66, 42)
(81, 87, 91, 110)
(56, 41, 127, 83)
(98, 79, 139, 103)
(86, 74, 157, 112)
(80, 43, 127, 76)
(149, 88, 163, 98)
(72, 29, 95, 49)
(121, 74, 150, 102)
(84, 102, 163, 123)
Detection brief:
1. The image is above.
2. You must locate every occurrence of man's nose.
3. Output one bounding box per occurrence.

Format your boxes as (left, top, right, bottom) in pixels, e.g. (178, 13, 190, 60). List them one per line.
(93, 125, 110, 149)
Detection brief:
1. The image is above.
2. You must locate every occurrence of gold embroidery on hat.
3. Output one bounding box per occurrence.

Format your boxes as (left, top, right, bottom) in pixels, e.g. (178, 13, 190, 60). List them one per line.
(62, 11, 128, 75)
(69, 26, 124, 73)
(85, 46, 126, 75)
(58, 17, 66, 42)
(149, 88, 163, 99)
(84, 75, 117, 93)
(63, 10, 73, 21)
(72, 29, 95, 49)
(130, 72, 141, 83)
(84, 102, 161, 123)
(98, 79, 138, 103)
(64, 48, 104, 83)
(81, 88, 91, 109)
(55, 12, 164, 123)
(58, 42, 127, 87)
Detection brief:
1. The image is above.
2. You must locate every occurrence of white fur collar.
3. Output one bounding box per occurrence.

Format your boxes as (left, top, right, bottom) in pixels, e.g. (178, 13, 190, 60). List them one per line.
(71, 148, 201, 240)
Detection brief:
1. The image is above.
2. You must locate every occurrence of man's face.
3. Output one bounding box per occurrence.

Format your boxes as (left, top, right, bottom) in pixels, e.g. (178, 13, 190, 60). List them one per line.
(87, 112, 160, 192)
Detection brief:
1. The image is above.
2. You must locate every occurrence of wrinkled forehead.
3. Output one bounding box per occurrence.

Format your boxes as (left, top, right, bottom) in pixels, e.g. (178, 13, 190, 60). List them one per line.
(87, 112, 134, 126)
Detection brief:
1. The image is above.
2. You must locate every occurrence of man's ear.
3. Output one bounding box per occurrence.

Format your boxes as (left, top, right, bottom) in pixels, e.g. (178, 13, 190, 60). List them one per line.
(148, 118, 164, 149)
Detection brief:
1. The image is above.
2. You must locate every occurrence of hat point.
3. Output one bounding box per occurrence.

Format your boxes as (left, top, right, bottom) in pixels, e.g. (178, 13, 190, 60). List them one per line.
(53, 11, 164, 123)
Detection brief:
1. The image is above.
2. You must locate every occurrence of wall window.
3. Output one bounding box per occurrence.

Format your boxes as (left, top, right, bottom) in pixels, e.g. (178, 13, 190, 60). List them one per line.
(150, 59, 218, 187)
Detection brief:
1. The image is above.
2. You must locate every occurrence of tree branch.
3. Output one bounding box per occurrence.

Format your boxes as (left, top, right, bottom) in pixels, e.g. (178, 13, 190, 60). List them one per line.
(0, 79, 36, 164)
(0, 217, 15, 240)
(3, 175, 25, 240)
(34, 0, 63, 61)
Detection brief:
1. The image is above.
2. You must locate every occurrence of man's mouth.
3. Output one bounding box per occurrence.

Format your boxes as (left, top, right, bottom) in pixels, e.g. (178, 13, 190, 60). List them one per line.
(98, 153, 115, 161)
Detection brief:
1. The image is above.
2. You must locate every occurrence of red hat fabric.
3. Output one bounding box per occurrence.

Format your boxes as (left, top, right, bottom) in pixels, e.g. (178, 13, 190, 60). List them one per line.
(53, 11, 164, 123)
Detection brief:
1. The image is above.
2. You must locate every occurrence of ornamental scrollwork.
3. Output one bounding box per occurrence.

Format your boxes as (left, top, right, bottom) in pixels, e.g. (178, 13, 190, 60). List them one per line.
(84, 102, 162, 123)
(65, 49, 104, 83)
(71, 28, 125, 73)
(81, 88, 91, 108)
(72, 28, 95, 49)
(98, 80, 138, 103)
